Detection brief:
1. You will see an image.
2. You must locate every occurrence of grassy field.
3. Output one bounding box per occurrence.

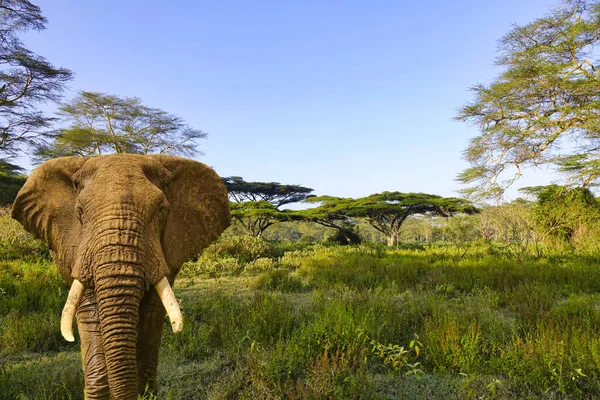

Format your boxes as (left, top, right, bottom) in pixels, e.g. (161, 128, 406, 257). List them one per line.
(2, 234, 600, 399)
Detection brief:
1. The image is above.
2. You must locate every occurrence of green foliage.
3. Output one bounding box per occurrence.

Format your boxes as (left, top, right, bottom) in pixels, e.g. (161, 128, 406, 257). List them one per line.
(223, 176, 314, 237)
(223, 176, 314, 208)
(526, 185, 600, 247)
(299, 193, 477, 247)
(370, 334, 422, 376)
(0, 352, 83, 399)
(0, 0, 72, 158)
(229, 201, 294, 237)
(252, 269, 306, 292)
(35, 91, 207, 161)
(0, 206, 49, 260)
(243, 257, 278, 275)
(181, 256, 243, 278)
(5, 238, 600, 398)
(457, 0, 600, 197)
(0, 260, 67, 355)
(180, 236, 281, 278)
(0, 167, 26, 205)
(261, 220, 341, 243)
(197, 235, 276, 263)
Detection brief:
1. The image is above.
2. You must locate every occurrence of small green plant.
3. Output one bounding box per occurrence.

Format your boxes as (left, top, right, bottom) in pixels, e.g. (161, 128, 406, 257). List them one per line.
(370, 334, 423, 375)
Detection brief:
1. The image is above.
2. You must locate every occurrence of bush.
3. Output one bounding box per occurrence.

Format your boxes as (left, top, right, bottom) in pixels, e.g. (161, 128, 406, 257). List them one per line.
(0, 207, 49, 261)
(200, 236, 276, 263)
(181, 257, 243, 278)
(0, 172, 26, 206)
(252, 270, 306, 293)
(244, 257, 278, 275)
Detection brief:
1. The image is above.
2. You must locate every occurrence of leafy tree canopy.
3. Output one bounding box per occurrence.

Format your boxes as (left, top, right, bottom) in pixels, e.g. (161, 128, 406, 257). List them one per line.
(229, 201, 296, 237)
(223, 177, 313, 237)
(457, 0, 600, 198)
(223, 176, 314, 209)
(35, 91, 207, 161)
(300, 192, 478, 246)
(0, 0, 72, 158)
(521, 184, 600, 242)
(293, 196, 361, 244)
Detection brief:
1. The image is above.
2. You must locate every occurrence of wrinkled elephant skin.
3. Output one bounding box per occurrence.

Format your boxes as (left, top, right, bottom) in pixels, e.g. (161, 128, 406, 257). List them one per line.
(11, 154, 230, 399)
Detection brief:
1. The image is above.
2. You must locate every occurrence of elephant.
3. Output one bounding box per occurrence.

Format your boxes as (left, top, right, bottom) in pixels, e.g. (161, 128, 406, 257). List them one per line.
(11, 154, 230, 399)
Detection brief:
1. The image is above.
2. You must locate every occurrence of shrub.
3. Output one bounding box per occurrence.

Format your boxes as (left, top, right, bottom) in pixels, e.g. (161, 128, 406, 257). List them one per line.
(244, 257, 278, 275)
(0, 207, 49, 261)
(200, 236, 276, 263)
(253, 270, 306, 293)
(180, 257, 243, 278)
(0, 172, 26, 206)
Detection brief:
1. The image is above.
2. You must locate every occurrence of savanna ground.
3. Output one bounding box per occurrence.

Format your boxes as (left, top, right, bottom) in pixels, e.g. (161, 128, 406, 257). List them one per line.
(2, 215, 600, 399)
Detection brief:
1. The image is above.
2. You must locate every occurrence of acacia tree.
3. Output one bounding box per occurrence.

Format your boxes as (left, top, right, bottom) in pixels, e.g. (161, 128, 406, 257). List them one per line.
(229, 201, 295, 237)
(295, 196, 362, 244)
(223, 176, 314, 208)
(457, 0, 600, 198)
(35, 91, 207, 160)
(222, 177, 314, 237)
(0, 0, 72, 158)
(300, 192, 478, 247)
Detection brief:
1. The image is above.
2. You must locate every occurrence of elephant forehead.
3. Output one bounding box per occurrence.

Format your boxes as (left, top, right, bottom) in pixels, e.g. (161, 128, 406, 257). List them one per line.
(76, 155, 172, 188)
(88, 176, 163, 203)
(79, 163, 165, 206)
(87, 155, 145, 170)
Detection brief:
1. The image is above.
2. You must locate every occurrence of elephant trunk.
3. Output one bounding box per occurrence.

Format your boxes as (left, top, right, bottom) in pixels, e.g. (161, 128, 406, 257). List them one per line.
(94, 260, 145, 399)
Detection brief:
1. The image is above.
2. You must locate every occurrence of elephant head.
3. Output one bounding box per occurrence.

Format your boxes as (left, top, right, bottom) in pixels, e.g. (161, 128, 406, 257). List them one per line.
(11, 154, 230, 399)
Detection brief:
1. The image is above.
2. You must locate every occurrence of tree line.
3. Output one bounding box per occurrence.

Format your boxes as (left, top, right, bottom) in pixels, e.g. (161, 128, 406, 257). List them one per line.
(223, 176, 478, 246)
(225, 182, 600, 255)
(222, 177, 600, 253)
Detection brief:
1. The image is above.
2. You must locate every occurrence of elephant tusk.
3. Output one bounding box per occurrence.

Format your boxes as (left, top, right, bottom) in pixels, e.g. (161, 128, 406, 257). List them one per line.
(61, 279, 85, 342)
(155, 276, 183, 333)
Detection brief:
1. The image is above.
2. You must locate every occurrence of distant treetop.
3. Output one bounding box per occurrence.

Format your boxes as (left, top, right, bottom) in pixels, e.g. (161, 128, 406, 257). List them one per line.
(299, 192, 478, 246)
(222, 176, 314, 209)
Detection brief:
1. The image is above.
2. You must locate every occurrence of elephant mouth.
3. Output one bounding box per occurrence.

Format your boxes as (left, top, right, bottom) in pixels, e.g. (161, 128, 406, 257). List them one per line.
(60, 276, 183, 342)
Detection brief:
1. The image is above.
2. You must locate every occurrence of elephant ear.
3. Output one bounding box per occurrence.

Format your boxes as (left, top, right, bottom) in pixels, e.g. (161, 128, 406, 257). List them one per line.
(150, 155, 230, 274)
(11, 157, 90, 284)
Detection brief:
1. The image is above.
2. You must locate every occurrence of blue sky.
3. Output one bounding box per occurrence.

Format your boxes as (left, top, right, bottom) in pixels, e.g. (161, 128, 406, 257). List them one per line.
(21, 0, 560, 200)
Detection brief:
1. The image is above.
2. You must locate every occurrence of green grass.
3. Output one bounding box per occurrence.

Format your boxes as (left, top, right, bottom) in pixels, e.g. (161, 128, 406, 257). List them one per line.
(3, 241, 600, 398)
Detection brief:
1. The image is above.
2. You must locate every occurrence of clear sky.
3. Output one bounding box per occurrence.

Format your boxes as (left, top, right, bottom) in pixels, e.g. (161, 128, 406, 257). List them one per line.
(21, 0, 561, 200)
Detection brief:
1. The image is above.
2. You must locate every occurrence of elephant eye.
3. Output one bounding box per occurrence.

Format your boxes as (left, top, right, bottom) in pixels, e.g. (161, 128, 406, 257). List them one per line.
(76, 204, 84, 223)
(157, 198, 170, 216)
(159, 200, 169, 213)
